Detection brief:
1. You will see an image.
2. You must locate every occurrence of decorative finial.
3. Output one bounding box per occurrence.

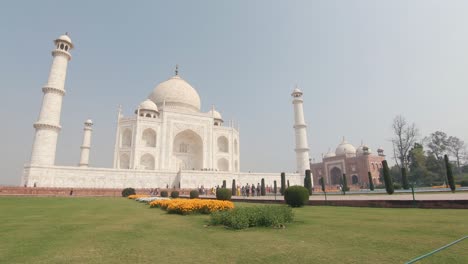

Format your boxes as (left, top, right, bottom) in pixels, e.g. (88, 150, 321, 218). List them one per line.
(65, 32, 69, 36)
(175, 64, 179, 76)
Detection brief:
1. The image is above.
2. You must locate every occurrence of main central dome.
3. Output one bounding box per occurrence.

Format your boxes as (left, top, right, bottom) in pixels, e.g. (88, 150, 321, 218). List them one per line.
(148, 74, 201, 113)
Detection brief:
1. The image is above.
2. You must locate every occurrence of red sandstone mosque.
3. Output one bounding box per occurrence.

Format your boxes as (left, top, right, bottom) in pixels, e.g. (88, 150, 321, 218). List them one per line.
(310, 138, 385, 188)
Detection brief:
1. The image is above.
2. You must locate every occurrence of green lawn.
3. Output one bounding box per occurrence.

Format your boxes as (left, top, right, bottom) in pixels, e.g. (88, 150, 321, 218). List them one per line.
(0, 197, 467, 264)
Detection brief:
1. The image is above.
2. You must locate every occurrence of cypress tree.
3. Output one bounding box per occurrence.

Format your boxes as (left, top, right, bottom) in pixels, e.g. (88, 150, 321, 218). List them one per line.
(222, 180, 226, 189)
(444, 154, 456, 192)
(401, 167, 410, 190)
(320, 177, 326, 192)
(368, 172, 375, 191)
(287, 180, 290, 187)
(305, 169, 313, 195)
(261, 178, 266, 196)
(382, 160, 394, 195)
(273, 180, 277, 194)
(342, 173, 348, 195)
(231, 179, 236, 196)
(280, 172, 286, 195)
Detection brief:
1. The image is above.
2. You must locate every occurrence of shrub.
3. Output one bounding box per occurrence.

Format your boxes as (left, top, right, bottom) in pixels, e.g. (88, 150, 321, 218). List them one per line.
(190, 190, 199, 199)
(160, 190, 168, 197)
(284, 186, 309, 207)
(216, 188, 232, 200)
(170, 191, 179, 198)
(460, 180, 468, 187)
(210, 205, 294, 229)
(393, 183, 402, 190)
(121, 187, 136, 197)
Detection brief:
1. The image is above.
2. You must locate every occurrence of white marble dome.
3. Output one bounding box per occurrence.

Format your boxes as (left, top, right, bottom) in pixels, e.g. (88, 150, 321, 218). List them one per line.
(138, 99, 158, 112)
(148, 75, 201, 113)
(335, 139, 356, 156)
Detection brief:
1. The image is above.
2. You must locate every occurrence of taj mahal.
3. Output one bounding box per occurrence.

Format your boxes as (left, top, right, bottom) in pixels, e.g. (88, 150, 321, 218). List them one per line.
(22, 34, 312, 189)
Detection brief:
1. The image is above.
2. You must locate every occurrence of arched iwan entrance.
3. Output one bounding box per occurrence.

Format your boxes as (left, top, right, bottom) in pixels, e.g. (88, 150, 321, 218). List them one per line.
(217, 158, 229, 171)
(330, 167, 342, 185)
(173, 129, 203, 170)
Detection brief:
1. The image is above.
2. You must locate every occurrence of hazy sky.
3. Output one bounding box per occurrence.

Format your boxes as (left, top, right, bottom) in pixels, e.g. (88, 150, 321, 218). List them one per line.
(1, 0, 467, 185)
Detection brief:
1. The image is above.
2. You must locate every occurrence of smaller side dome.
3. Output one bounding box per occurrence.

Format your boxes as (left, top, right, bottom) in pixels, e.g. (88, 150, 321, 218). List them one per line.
(84, 119, 93, 126)
(210, 109, 222, 121)
(324, 150, 336, 158)
(357, 144, 372, 156)
(55, 34, 74, 49)
(209, 107, 223, 126)
(138, 99, 159, 112)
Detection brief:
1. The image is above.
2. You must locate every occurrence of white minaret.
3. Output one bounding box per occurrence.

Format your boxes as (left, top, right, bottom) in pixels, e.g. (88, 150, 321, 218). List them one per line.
(30, 34, 73, 166)
(291, 86, 311, 177)
(79, 119, 93, 167)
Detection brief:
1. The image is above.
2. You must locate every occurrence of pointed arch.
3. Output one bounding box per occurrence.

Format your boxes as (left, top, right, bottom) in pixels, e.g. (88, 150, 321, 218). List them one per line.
(121, 129, 132, 147)
(217, 158, 229, 171)
(217, 136, 229, 153)
(140, 153, 155, 170)
(173, 129, 203, 170)
(119, 153, 130, 169)
(142, 128, 156, 147)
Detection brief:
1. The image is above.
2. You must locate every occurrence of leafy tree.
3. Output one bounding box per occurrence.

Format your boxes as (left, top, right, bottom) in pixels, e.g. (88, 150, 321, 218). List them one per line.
(444, 155, 456, 192)
(368, 172, 374, 191)
(382, 160, 394, 194)
(391, 115, 419, 169)
(426, 131, 449, 161)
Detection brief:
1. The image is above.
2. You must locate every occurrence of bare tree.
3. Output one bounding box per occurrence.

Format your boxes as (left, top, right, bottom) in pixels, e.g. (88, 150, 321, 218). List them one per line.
(391, 115, 419, 169)
(448, 136, 466, 173)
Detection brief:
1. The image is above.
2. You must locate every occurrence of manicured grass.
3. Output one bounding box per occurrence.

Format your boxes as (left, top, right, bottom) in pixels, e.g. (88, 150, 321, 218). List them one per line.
(0, 197, 467, 264)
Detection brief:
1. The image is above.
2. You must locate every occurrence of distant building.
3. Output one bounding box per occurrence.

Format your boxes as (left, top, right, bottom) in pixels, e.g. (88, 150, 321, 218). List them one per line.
(310, 138, 385, 188)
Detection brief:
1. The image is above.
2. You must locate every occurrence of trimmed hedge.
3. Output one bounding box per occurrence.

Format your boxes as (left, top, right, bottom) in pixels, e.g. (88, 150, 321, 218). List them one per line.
(216, 188, 232, 201)
(210, 205, 294, 229)
(284, 186, 309, 207)
(190, 190, 199, 199)
(121, 187, 136, 197)
(160, 191, 168, 197)
(170, 191, 179, 198)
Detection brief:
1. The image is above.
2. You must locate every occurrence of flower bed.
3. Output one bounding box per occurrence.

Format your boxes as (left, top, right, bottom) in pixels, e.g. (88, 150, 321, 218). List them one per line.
(127, 194, 150, 199)
(149, 199, 234, 215)
(136, 196, 170, 203)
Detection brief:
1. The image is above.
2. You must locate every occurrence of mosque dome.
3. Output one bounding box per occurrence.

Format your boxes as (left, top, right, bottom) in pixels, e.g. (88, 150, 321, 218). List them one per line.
(335, 138, 356, 156)
(148, 73, 201, 113)
(138, 99, 158, 112)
